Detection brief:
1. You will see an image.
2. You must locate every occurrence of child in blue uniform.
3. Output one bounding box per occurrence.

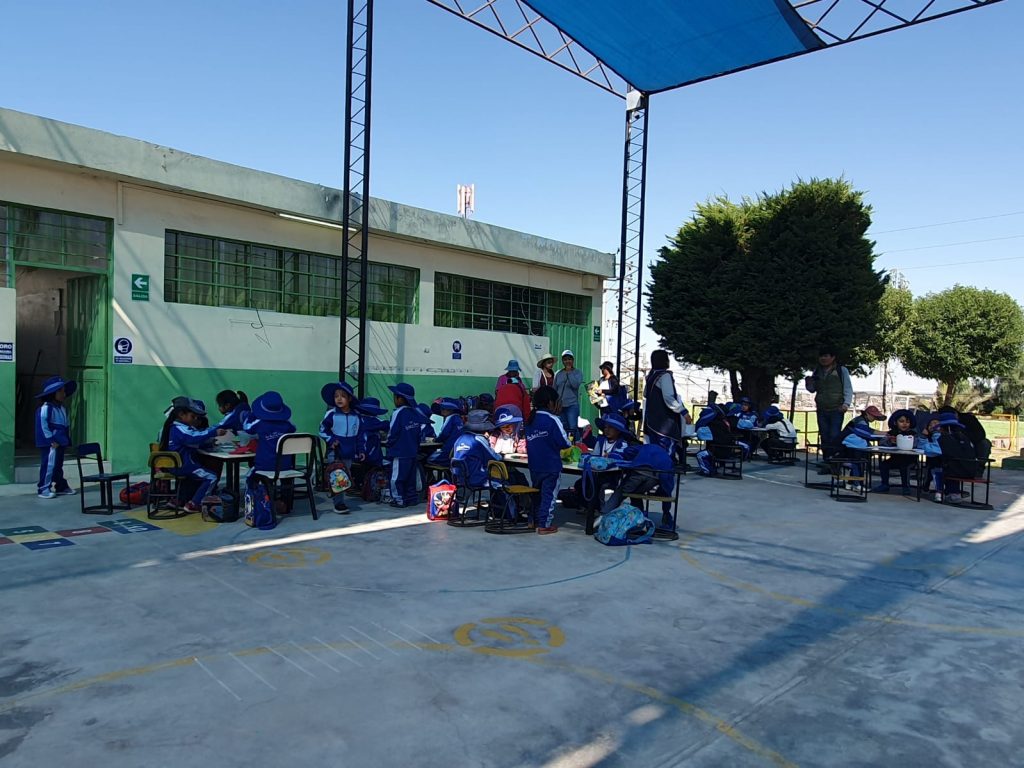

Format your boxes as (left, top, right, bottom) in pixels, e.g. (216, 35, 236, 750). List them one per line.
(243, 391, 298, 512)
(524, 385, 571, 534)
(35, 375, 76, 499)
(319, 380, 361, 513)
(429, 398, 464, 465)
(214, 390, 250, 433)
(451, 410, 503, 490)
(355, 397, 389, 467)
(417, 404, 437, 441)
(386, 382, 427, 508)
(167, 398, 226, 512)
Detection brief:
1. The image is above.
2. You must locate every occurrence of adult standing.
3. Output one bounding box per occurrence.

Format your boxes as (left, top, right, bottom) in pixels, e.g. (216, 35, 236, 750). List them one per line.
(495, 360, 523, 392)
(553, 349, 583, 441)
(804, 347, 853, 462)
(533, 353, 556, 392)
(494, 364, 531, 419)
(642, 349, 689, 454)
(596, 360, 624, 415)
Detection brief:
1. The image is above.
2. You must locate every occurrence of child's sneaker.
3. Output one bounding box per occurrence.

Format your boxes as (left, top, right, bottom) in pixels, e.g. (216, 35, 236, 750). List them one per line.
(933, 491, 943, 503)
(333, 499, 350, 515)
(37, 489, 57, 499)
(183, 501, 200, 513)
(56, 487, 77, 496)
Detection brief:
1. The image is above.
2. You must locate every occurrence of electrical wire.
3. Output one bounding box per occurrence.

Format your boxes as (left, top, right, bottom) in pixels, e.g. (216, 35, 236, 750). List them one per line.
(882, 233, 1024, 254)
(871, 209, 1024, 234)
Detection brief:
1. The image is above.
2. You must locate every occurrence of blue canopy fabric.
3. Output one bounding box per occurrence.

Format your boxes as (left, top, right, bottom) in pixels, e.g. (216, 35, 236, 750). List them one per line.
(525, 0, 823, 93)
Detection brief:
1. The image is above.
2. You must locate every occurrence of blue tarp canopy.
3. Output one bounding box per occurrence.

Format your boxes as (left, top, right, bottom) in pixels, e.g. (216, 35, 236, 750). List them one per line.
(525, 0, 824, 93)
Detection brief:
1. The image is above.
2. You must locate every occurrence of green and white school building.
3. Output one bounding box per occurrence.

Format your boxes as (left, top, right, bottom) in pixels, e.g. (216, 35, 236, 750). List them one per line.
(0, 108, 614, 483)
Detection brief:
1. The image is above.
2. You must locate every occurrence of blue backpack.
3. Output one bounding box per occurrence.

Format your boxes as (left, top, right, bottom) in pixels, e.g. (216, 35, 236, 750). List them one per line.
(244, 480, 277, 530)
(594, 504, 654, 546)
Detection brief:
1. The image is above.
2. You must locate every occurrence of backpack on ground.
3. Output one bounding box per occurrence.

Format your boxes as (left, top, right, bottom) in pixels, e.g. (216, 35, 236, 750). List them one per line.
(244, 480, 277, 530)
(427, 479, 458, 521)
(361, 466, 389, 502)
(324, 462, 352, 496)
(119, 481, 150, 505)
(201, 491, 238, 523)
(594, 504, 654, 546)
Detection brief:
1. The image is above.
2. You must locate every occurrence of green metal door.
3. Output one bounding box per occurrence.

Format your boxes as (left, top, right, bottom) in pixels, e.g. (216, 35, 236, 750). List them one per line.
(546, 322, 597, 425)
(67, 275, 108, 448)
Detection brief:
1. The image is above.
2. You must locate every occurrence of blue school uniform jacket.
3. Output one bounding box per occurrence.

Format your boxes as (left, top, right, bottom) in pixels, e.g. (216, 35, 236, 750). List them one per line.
(319, 408, 362, 460)
(437, 414, 464, 458)
(216, 404, 252, 433)
(620, 443, 675, 497)
(168, 422, 221, 472)
(35, 403, 71, 448)
(358, 417, 388, 466)
(243, 416, 297, 471)
(386, 405, 427, 459)
(451, 433, 502, 487)
(524, 411, 571, 475)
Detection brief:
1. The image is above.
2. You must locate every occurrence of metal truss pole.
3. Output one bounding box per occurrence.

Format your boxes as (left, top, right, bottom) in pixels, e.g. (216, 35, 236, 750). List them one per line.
(615, 90, 648, 403)
(340, 0, 374, 396)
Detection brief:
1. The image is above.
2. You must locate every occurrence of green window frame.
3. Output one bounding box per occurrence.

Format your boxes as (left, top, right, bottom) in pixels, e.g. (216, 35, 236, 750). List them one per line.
(164, 230, 419, 323)
(434, 272, 588, 334)
(1, 201, 111, 284)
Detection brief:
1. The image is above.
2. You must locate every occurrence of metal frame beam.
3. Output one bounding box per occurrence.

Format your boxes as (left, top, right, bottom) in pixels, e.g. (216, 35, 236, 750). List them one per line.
(340, 0, 374, 395)
(615, 91, 649, 403)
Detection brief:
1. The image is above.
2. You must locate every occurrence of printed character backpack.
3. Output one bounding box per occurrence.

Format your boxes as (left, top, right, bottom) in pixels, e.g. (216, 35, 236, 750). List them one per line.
(594, 504, 654, 546)
(360, 466, 389, 502)
(324, 462, 353, 496)
(243, 480, 277, 530)
(427, 479, 458, 521)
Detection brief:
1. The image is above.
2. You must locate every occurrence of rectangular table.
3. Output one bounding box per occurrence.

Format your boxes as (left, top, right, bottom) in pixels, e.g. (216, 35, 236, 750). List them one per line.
(503, 455, 620, 535)
(198, 447, 256, 498)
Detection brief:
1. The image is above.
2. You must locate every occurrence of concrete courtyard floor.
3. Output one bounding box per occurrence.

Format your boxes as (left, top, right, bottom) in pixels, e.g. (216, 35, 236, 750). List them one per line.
(1, 460, 1023, 767)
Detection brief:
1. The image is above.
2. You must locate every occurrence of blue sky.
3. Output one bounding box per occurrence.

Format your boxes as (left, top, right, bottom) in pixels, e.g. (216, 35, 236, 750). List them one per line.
(2, 0, 1022, 389)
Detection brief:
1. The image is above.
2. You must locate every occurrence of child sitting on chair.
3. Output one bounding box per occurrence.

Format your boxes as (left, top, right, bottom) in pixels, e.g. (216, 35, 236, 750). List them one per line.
(164, 397, 226, 512)
(214, 390, 250, 434)
(429, 398, 464, 466)
(243, 391, 297, 514)
(873, 408, 917, 494)
(489, 405, 528, 456)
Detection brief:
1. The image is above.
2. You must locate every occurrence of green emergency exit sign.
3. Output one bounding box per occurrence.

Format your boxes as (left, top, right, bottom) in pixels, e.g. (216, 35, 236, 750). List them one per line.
(131, 274, 149, 301)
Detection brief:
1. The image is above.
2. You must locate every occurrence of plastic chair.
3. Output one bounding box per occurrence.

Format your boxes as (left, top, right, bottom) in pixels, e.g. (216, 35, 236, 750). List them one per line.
(829, 457, 868, 502)
(484, 460, 537, 534)
(75, 443, 131, 516)
(709, 443, 744, 479)
(147, 450, 185, 519)
(447, 457, 488, 528)
(252, 433, 318, 520)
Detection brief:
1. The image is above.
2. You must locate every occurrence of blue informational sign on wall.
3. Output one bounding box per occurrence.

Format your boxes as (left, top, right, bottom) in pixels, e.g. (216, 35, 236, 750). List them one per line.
(0, 341, 13, 362)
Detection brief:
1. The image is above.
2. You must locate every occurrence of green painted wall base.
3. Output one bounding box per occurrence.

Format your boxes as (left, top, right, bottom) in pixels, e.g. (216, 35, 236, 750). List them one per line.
(0, 362, 14, 483)
(106, 365, 599, 477)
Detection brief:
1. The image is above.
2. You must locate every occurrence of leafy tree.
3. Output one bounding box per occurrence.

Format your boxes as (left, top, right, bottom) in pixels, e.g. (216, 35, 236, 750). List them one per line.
(648, 178, 886, 410)
(858, 284, 913, 411)
(993, 356, 1024, 414)
(901, 286, 1024, 406)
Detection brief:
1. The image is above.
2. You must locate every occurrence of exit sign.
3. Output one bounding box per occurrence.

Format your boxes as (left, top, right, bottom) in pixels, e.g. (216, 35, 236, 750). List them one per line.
(131, 274, 150, 301)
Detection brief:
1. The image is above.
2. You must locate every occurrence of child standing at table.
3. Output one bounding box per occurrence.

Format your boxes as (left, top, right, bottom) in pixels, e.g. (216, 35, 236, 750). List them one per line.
(167, 398, 226, 512)
(34, 375, 76, 499)
(386, 382, 427, 508)
(524, 385, 571, 534)
(319, 380, 361, 513)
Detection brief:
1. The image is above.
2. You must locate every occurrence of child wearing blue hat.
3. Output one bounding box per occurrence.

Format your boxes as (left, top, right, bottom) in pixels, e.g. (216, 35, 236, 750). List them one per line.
(525, 385, 572, 534)
(34, 375, 77, 499)
(386, 382, 428, 508)
(355, 397, 389, 468)
(243, 391, 297, 511)
(166, 397, 227, 512)
(429, 398, 464, 465)
(319, 381, 361, 513)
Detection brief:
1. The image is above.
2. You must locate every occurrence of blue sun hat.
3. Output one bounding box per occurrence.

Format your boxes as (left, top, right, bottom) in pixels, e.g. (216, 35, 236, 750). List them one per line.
(465, 409, 496, 432)
(762, 405, 783, 424)
(416, 403, 433, 422)
(619, 399, 637, 414)
(494, 406, 523, 427)
(388, 382, 417, 407)
(432, 397, 462, 415)
(595, 412, 628, 433)
(321, 380, 357, 407)
(936, 412, 964, 429)
(251, 391, 292, 421)
(355, 396, 387, 417)
(505, 359, 521, 372)
(35, 375, 77, 399)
